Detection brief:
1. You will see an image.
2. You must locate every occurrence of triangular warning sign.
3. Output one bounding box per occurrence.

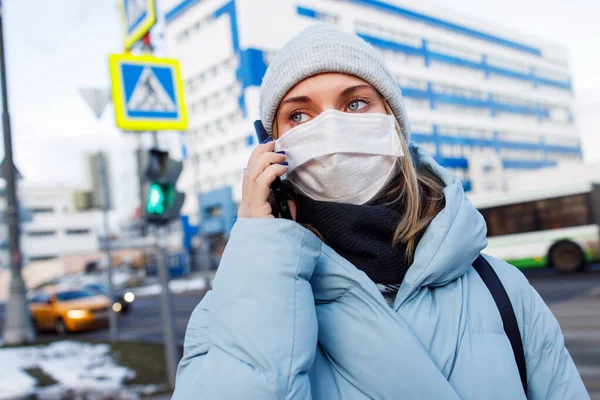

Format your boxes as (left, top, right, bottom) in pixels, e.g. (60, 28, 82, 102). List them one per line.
(126, 0, 146, 27)
(127, 67, 177, 113)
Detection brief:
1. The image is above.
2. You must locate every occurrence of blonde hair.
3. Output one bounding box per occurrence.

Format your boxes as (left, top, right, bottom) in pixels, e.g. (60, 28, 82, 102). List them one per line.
(273, 102, 445, 264)
(380, 102, 445, 262)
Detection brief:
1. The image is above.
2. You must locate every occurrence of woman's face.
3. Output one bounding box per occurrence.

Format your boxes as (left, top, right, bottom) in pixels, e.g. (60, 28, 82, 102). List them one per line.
(275, 73, 387, 137)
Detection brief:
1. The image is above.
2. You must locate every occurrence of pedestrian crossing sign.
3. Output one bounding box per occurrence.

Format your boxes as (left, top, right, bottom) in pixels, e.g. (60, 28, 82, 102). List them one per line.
(120, 0, 156, 50)
(108, 53, 188, 131)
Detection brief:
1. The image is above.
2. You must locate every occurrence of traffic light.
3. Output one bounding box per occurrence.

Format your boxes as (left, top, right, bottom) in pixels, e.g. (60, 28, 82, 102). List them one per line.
(142, 149, 185, 225)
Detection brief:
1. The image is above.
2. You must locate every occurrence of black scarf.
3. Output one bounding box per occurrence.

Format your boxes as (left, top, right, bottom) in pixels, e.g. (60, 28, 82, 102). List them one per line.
(295, 194, 410, 286)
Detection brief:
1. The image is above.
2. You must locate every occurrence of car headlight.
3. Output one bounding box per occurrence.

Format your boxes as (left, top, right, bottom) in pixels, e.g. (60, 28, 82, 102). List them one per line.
(124, 292, 135, 303)
(112, 302, 123, 313)
(67, 310, 88, 319)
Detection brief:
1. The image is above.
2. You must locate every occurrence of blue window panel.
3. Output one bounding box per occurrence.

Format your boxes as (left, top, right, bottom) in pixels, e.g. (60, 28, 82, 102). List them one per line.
(502, 160, 557, 169)
(545, 145, 581, 154)
(400, 87, 430, 99)
(487, 65, 532, 81)
(297, 6, 318, 18)
(435, 93, 489, 109)
(436, 157, 469, 169)
(493, 102, 538, 116)
(438, 135, 494, 148)
(246, 134, 255, 146)
(348, 0, 542, 56)
(358, 34, 424, 56)
(498, 141, 540, 151)
(428, 51, 482, 70)
(411, 133, 436, 143)
(535, 77, 571, 90)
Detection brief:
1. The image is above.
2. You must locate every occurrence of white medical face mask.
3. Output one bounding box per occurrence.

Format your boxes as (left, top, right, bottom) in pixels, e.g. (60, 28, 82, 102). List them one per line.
(275, 109, 403, 204)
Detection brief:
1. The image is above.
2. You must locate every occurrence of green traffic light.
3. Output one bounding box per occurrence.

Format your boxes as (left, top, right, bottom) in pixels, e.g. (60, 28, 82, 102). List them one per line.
(146, 183, 164, 214)
(146, 183, 172, 215)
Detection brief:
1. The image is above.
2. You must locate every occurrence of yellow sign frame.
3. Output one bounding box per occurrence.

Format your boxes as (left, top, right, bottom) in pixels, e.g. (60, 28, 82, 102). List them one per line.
(108, 53, 188, 131)
(120, 0, 157, 51)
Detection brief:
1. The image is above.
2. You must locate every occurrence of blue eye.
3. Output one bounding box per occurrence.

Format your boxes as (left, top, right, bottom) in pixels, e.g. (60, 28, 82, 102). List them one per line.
(291, 112, 309, 123)
(347, 100, 368, 112)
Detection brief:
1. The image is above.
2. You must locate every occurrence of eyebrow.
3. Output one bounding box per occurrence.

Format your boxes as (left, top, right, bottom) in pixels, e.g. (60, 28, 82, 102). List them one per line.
(280, 95, 312, 107)
(340, 84, 374, 97)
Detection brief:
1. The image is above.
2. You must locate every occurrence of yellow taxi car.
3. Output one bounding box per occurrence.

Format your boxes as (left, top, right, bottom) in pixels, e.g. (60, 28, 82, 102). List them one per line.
(29, 288, 111, 334)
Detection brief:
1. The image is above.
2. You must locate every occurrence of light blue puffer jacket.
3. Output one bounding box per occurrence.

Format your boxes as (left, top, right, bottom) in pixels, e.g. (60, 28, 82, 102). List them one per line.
(173, 145, 589, 399)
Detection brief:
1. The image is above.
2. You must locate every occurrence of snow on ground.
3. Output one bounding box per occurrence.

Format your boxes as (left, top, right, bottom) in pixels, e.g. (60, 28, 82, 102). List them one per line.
(132, 276, 210, 297)
(0, 341, 135, 400)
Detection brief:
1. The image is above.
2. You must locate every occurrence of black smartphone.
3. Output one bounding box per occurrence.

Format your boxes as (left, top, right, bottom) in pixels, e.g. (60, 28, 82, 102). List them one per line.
(253, 120, 293, 220)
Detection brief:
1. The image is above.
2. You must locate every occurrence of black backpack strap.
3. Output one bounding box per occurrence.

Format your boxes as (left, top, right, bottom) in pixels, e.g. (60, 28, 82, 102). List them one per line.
(473, 255, 528, 398)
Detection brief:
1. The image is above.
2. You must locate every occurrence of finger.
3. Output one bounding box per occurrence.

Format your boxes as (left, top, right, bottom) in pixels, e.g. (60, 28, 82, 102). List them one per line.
(250, 201, 275, 219)
(237, 204, 249, 218)
(243, 151, 285, 206)
(241, 141, 276, 206)
(251, 164, 289, 211)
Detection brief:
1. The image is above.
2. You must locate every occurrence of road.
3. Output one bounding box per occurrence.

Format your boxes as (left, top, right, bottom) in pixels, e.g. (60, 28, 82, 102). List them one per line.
(1, 265, 599, 397)
(527, 267, 600, 398)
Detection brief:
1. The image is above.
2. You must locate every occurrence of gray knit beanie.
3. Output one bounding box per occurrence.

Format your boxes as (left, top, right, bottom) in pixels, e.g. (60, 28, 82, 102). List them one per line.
(259, 24, 410, 141)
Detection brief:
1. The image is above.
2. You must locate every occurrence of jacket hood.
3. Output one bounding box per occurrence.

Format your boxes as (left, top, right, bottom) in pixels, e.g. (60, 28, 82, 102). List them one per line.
(394, 143, 488, 307)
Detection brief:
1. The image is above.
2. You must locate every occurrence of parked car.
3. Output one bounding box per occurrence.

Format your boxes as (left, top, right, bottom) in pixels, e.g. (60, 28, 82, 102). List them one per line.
(84, 283, 135, 314)
(29, 288, 110, 334)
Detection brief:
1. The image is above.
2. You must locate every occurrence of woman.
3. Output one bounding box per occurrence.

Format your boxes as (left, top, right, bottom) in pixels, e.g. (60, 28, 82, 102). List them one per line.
(173, 24, 588, 399)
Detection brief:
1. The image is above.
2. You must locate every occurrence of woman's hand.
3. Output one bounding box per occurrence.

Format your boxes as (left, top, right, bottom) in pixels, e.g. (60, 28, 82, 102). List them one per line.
(238, 139, 297, 219)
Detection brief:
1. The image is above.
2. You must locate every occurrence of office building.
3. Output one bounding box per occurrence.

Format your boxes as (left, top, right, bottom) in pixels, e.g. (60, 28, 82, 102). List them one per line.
(162, 0, 579, 236)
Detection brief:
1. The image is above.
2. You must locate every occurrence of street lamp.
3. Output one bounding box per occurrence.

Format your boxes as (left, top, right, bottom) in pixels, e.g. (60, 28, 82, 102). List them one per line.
(0, 0, 36, 345)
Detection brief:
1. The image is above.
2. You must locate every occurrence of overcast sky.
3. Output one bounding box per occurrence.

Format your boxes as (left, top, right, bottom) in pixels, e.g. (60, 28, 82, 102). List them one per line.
(0, 0, 598, 198)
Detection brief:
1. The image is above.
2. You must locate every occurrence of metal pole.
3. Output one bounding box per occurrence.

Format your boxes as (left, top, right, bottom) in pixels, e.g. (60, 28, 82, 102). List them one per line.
(136, 135, 147, 237)
(155, 225, 178, 387)
(142, 32, 177, 385)
(0, 1, 35, 345)
(99, 152, 118, 341)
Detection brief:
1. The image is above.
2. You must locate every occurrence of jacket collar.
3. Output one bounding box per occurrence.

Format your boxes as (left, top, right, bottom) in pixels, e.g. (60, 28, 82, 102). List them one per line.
(393, 143, 488, 308)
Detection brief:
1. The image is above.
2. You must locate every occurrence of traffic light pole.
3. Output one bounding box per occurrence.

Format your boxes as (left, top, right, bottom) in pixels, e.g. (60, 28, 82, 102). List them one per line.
(155, 225, 178, 388)
(135, 135, 147, 237)
(99, 152, 119, 341)
(0, 1, 35, 345)
(136, 36, 180, 386)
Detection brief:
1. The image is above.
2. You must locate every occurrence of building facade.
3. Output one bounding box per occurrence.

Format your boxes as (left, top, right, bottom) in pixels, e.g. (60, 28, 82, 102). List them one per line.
(162, 0, 580, 235)
(0, 185, 102, 268)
